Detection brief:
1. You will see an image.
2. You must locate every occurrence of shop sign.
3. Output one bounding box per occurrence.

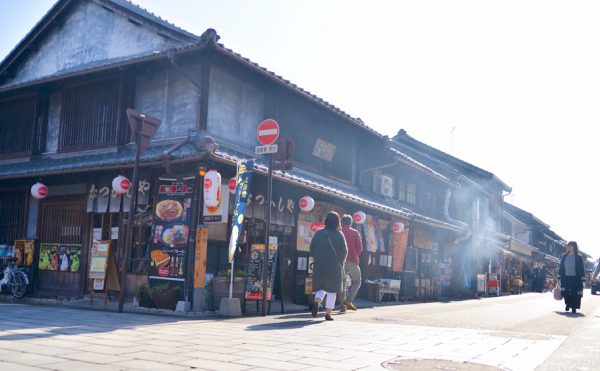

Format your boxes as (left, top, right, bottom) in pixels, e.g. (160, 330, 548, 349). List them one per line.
(38, 243, 82, 272)
(245, 239, 278, 301)
(510, 241, 533, 256)
(87, 176, 151, 213)
(413, 227, 435, 249)
(149, 179, 193, 283)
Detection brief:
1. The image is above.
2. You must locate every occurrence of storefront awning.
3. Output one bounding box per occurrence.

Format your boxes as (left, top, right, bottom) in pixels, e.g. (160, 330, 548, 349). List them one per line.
(544, 254, 561, 264)
(509, 239, 538, 257)
(498, 246, 517, 257)
(211, 144, 464, 232)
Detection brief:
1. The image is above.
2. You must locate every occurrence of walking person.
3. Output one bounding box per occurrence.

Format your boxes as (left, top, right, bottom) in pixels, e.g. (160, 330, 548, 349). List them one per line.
(339, 214, 363, 312)
(310, 211, 348, 321)
(558, 241, 585, 314)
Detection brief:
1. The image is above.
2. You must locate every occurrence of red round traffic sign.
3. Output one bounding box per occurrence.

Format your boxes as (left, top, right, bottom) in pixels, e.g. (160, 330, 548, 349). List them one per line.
(257, 119, 280, 145)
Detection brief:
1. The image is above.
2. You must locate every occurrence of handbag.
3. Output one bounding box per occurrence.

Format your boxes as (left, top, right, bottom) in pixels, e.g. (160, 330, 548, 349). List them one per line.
(553, 283, 562, 301)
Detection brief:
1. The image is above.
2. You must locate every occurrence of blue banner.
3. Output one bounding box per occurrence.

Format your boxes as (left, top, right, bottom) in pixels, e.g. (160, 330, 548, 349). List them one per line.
(228, 160, 254, 262)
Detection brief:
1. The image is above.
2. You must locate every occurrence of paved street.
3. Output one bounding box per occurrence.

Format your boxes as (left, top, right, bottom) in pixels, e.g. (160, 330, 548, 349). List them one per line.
(1, 292, 599, 371)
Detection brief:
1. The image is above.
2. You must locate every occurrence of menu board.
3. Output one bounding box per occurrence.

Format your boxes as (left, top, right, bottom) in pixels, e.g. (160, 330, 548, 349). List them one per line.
(38, 243, 82, 272)
(14, 240, 35, 267)
(245, 241, 278, 301)
(149, 180, 193, 282)
(88, 241, 111, 280)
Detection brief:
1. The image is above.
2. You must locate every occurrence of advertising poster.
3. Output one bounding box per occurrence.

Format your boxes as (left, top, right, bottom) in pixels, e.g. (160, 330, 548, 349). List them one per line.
(244, 240, 278, 301)
(14, 240, 34, 266)
(88, 241, 111, 280)
(38, 243, 82, 272)
(149, 180, 193, 283)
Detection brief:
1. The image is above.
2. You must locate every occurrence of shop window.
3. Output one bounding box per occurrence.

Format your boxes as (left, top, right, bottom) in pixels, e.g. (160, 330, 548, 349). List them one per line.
(59, 78, 120, 151)
(0, 95, 36, 157)
(0, 189, 27, 244)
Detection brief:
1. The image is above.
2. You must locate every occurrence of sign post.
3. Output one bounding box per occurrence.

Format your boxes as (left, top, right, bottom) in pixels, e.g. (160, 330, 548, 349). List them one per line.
(256, 119, 279, 316)
(118, 109, 160, 313)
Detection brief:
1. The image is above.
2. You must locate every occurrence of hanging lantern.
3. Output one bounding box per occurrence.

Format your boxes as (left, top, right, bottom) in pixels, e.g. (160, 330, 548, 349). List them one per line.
(228, 177, 237, 194)
(392, 221, 405, 233)
(299, 196, 315, 212)
(111, 174, 131, 194)
(31, 182, 48, 200)
(353, 211, 367, 225)
(203, 169, 222, 209)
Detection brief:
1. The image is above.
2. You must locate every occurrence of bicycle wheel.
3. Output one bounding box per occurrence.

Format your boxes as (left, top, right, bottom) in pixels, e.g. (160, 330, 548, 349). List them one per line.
(11, 271, 28, 299)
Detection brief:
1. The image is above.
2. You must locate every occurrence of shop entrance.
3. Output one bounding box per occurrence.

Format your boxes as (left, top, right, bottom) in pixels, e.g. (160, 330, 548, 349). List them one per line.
(37, 196, 86, 296)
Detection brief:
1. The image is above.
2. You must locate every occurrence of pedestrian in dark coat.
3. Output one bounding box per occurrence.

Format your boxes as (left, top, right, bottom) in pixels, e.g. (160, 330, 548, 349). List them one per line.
(310, 211, 348, 321)
(558, 241, 585, 314)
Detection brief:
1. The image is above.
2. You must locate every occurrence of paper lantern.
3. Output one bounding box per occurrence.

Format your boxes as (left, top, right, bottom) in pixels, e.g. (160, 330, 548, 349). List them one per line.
(203, 169, 222, 209)
(353, 211, 367, 225)
(299, 196, 315, 212)
(31, 182, 48, 200)
(392, 222, 405, 233)
(111, 174, 131, 194)
(228, 177, 237, 194)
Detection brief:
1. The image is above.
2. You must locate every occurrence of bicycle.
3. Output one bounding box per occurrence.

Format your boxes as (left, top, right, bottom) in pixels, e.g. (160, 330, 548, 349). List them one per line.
(0, 257, 29, 298)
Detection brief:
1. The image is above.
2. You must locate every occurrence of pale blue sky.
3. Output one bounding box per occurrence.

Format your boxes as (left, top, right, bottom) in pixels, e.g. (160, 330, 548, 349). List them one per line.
(2, 1, 599, 257)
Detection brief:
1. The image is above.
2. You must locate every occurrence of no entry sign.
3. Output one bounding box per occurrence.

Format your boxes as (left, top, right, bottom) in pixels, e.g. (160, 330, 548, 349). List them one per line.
(257, 119, 280, 145)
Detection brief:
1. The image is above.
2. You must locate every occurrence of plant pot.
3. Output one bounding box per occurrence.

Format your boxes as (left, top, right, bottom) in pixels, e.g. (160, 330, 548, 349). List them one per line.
(212, 277, 245, 310)
(136, 291, 155, 308)
(152, 289, 179, 311)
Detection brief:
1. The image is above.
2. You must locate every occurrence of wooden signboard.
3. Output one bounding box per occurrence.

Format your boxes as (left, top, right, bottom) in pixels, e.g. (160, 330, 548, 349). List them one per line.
(89, 241, 120, 307)
(194, 227, 208, 289)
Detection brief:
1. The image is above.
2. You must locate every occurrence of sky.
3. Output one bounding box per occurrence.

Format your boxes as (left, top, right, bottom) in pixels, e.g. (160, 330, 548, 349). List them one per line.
(2, 1, 599, 258)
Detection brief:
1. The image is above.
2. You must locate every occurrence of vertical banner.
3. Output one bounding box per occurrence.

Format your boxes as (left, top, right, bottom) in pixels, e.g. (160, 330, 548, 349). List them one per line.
(149, 180, 193, 283)
(391, 226, 410, 272)
(228, 160, 254, 263)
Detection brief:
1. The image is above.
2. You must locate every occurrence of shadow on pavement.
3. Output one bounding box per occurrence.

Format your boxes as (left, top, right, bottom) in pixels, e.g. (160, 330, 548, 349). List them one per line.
(554, 310, 586, 318)
(245, 319, 324, 331)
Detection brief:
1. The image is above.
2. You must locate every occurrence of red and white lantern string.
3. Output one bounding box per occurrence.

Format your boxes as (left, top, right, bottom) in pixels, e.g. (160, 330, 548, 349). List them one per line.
(31, 182, 48, 200)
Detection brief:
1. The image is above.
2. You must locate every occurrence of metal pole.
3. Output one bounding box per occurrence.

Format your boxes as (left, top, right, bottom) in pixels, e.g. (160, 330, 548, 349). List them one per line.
(229, 256, 235, 299)
(118, 116, 144, 313)
(262, 154, 274, 316)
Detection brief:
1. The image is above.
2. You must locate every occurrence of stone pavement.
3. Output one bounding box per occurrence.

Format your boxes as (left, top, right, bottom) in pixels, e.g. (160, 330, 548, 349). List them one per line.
(0, 302, 566, 370)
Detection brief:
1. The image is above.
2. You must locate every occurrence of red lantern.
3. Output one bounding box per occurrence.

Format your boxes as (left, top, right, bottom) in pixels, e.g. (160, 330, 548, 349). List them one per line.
(299, 196, 315, 212)
(112, 174, 131, 194)
(31, 182, 48, 200)
(228, 177, 237, 194)
(353, 211, 367, 225)
(204, 170, 222, 210)
(392, 222, 405, 233)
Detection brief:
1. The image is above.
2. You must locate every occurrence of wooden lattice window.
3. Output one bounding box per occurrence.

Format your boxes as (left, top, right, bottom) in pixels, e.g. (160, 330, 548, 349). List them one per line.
(0, 95, 36, 156)
(0, 189, 27, 244)
(59, 78, 120, 151)
(38, 197, 86, 245)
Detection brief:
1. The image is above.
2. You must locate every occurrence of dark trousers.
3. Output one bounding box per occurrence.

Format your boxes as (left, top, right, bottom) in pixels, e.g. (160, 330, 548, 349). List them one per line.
(562, 276, 583, 309)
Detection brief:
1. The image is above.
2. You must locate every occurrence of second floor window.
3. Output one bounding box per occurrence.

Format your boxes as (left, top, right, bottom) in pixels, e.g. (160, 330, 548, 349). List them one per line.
(59, 78, 120, 151)
(423, 192, 437, 212)
(0, 95, 35, 157)
(398, 180, 417, 205)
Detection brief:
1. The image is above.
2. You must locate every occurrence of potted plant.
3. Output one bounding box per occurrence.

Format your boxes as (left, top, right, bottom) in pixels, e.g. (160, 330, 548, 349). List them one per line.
(134, 283, 154, 308)
(151, 283, 180, 311)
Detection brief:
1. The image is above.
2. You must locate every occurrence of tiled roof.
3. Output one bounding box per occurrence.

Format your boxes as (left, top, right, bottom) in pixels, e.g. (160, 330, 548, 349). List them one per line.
(0, 142, 199, 179)
(211, 143, 463, 232)
(388, 147, 456, 186)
